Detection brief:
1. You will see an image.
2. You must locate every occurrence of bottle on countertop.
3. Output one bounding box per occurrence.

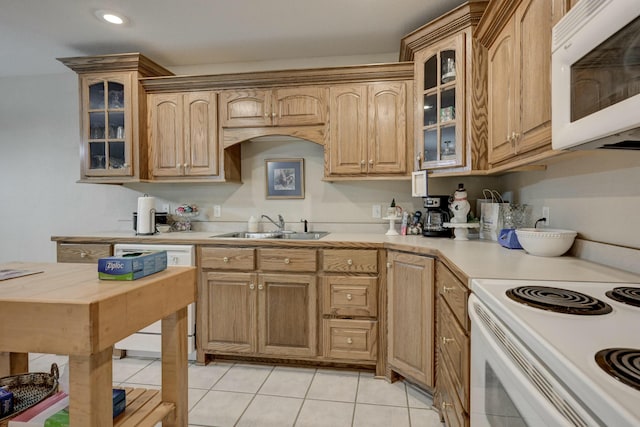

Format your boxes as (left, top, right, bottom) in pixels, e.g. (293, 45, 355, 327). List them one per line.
(248, 216, 259, 232)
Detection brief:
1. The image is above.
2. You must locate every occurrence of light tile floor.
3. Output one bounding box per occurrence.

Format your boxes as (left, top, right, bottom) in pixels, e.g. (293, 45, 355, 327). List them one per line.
(29, 353, 444, 427)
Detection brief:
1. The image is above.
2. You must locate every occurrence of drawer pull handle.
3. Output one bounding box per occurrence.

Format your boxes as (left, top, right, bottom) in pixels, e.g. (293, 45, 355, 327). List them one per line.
(258, 284, 264, 290)
(442, 336, 454, 345)
(223, 256, 229, 263)
(346, 293, 353, 301)
(347, 259, 353, 266)
(347, 338, 353, 344)
(249, 283, 255, 290)
(284, 258, 290, 264)
(442, 286, 454, 293)
(441, 401, 452, 411)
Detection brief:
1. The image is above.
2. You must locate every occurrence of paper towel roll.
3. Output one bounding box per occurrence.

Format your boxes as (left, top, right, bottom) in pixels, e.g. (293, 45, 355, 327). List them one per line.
(137, 195, 156, 234)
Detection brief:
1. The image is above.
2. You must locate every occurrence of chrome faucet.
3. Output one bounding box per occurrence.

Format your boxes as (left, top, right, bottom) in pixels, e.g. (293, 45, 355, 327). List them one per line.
(261, 214, 285, 231)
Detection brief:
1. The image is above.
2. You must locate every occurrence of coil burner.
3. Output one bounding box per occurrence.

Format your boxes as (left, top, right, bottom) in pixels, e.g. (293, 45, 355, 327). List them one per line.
(505, 285, 613, 315)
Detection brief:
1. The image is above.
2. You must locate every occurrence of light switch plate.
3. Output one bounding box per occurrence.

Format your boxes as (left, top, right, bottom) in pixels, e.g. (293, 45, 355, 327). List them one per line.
(214, 205, 221, 217)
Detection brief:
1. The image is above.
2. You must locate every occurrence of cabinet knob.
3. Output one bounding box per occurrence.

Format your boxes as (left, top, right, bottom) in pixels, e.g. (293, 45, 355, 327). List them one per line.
(123, 163, 129, 168)
(346, 293, 353, 301)
(80, 251, 87, 258)
(441, 336, 454, 345)
(258, 284, 264, 290)
(347, 338, 353, 344)
(442, 286, 454, 293)
(386, 262, 391, 269)
(223, 256, 229, 263)
(183, 163, 188, 168)
(360, 160, 366, 165)
(264, 113, 269, 118)
(249, 283, 255, 290)
(284, 258, 290, 264)
(369, 159, 373, 165)
(347, 259, 353, 266)
(272, 112, 276, 118)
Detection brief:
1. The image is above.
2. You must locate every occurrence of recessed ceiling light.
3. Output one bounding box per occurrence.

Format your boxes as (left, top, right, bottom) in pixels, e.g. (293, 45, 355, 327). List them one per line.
(94, 10, 127, 25)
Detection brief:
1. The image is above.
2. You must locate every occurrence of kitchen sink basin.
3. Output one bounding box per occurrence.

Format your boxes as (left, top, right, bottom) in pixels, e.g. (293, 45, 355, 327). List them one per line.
(212, 231, 329, 240)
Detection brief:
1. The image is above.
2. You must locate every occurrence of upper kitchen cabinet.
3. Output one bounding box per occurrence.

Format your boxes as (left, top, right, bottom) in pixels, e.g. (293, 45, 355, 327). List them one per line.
(58, 53, 173, 183)
(219, 87, 327, 128)
(400, 1, 489, 176)
(147, 91, 220, 180)
(326, 81, 412, 178)
(476, 0, 568, 170)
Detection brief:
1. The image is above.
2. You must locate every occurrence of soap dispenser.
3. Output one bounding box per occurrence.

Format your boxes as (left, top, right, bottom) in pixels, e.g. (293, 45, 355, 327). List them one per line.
(248, 215, 259, 232)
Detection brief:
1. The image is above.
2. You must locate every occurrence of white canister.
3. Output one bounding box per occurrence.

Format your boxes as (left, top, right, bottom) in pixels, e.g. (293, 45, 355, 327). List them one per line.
(248, 216, 259, 232)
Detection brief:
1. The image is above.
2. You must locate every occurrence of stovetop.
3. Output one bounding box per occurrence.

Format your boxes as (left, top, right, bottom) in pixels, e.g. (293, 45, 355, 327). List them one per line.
(472, 279, 640, 426)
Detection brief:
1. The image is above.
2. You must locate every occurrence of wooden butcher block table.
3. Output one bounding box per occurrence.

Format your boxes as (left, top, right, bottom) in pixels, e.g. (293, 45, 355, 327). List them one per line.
(0, 262, 196, 427)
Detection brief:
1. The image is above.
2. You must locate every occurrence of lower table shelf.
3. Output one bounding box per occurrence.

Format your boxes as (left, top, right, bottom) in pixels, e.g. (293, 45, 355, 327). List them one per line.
(114, 388, 175, 427)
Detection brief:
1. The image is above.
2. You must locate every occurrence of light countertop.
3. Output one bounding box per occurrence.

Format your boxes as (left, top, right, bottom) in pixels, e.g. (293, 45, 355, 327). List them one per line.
(51, 231, 640, 285)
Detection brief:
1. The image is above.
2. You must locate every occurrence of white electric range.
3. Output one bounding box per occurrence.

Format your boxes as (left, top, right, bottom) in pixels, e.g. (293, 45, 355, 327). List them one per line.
(469, 278, 640, 427)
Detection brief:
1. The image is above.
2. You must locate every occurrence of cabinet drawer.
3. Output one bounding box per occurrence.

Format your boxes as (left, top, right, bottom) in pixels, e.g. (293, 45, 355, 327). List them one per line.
(322, 276, 378, 317)
(57, 243, 111, 263)
(200, 247, 255, 270)
(439, 354, 467, 427)
(322, 249, 377, 273)
(257, 248, 317, 272)
(436, 263, 469, 331)
(323, 319, 377, 361)
(439, 301, 469, 409)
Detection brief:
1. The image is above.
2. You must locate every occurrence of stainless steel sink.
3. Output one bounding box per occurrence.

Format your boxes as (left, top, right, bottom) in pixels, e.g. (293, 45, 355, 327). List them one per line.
(212, 231, 329, 240)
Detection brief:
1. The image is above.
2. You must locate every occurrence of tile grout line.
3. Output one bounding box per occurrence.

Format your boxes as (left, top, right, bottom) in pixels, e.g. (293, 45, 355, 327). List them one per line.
(232, 363, 276, 426)
(291, 367, 318, 427)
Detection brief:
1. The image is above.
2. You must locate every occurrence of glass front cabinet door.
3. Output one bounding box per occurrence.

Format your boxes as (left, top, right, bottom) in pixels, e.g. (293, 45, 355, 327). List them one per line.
(81, 73, 133, 178)
(415, 36, 465, 170)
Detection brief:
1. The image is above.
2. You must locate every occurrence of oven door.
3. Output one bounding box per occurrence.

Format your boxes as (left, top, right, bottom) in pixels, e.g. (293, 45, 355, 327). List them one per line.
(468, 295, 603, 427)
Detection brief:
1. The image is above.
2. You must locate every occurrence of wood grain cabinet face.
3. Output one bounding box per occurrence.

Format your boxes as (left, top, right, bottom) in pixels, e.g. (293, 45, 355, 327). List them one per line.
(323, 319, 377, 361)
(57, 243, 111, 263)
(80, 73, 134, 179)
(219, 87, 327, 128)
(322, 249, 378, 273)
(387, 251, 435, 388)
(322, 276, 378, 317)
(486, 0, 556, 166)
(327, 82, 408, 176)
(257, 248, 317, 273)
(434, 261, 470, 427)
(200, 247, 255, 270)
(148, 91, 219, 178)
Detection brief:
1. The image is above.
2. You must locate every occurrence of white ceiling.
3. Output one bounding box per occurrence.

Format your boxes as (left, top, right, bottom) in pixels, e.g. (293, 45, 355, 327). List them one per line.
(0, 0, 465, 78)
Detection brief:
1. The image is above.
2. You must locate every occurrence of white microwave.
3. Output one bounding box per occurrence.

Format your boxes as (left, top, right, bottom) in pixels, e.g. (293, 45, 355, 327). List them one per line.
(552, 0, 640, 150)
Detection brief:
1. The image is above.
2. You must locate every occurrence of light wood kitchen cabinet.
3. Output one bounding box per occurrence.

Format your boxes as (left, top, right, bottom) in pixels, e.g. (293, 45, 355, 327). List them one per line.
(326, 82, 410, 177)
(434, 261, 470, 427)
(56, 242, 111, 263)
(478, 0, 567, 168)
(400, 2, 489, 175)
(387, 251, 435, 388)
(58, 53, 172, 183)
(219, 87, 327, 128)
(320, 249, 380, 365)
(147, 91, 219, 178)
(198, 246, 317, 361)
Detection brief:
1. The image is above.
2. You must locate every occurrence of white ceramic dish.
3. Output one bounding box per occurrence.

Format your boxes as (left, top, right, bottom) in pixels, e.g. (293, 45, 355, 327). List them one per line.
(515, 228, 577, 257)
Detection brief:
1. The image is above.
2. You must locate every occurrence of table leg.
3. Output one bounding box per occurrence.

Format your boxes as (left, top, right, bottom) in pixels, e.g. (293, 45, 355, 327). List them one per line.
(0, 352, 28, 376)
(68, 347, 113, 426)
(161, 306, 188, 427)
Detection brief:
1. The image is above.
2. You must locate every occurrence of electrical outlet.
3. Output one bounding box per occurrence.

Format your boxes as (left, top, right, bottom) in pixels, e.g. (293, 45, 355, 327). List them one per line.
(214, 205, 221, 217)
(161, 204, 170, 213)
(542, 206, 550, 226)
(372, 204, 382, 218)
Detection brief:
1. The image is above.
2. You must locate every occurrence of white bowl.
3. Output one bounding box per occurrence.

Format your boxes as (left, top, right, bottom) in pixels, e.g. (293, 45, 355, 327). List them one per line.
(515, 228, 577, 257)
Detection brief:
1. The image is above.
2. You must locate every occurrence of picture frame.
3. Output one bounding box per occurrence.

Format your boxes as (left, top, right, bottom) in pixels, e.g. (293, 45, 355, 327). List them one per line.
(265, 158, 305, 199)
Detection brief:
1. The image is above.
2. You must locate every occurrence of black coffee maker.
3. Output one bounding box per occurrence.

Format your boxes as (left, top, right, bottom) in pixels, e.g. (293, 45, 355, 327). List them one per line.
(422, 195, 452, 237)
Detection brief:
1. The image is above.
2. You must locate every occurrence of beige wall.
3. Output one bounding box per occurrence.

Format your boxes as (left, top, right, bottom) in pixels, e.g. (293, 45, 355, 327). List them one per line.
(500, 151, 640, 250)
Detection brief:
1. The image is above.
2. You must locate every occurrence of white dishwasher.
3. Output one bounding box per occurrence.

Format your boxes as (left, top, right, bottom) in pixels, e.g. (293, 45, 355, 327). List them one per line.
(113, 243, 196, 359)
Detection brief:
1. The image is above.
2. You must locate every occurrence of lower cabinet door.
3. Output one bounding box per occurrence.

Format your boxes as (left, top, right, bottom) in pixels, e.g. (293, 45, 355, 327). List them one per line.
(387, 251, 435, 387)
(203, 272, 257, 353)
(257, 274, 317, 357)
